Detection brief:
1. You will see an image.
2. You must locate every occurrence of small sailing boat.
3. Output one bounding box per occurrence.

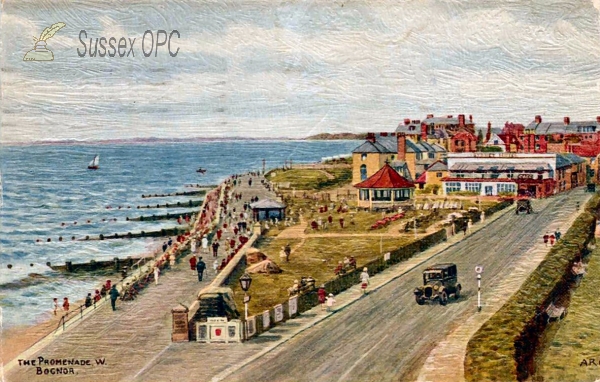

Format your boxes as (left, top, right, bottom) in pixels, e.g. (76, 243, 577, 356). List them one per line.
(196, 167, 206, 174)
(88, 155, 100, 170)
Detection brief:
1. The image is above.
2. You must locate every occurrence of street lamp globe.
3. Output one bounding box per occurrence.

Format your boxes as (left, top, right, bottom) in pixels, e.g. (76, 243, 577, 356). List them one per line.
(239, 273, 252, 292)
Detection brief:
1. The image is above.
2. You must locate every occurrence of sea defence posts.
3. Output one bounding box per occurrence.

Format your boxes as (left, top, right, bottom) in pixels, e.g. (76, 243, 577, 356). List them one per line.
(127, 210, 197, 222)
(141, 190, 207, 198)
(48, 255, 155, 273)
(136, 200, 203, 209)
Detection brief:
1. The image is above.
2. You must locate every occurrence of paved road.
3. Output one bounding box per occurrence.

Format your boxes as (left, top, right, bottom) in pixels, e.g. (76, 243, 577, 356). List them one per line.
(225, 190, 587, 382)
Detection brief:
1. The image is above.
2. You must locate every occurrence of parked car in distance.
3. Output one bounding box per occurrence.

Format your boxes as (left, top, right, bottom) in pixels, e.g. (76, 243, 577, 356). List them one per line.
(414, 263, 461, 306)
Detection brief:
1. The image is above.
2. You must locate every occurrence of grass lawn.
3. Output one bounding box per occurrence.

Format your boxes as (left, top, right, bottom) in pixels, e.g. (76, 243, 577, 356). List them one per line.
(537, 246, 600, 382)
(230, 235, 412, 316)
(266, 167, 352, 190)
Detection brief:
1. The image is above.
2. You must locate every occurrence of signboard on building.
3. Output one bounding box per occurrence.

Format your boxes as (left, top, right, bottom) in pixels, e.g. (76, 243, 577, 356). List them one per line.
(289, 296, 298, 317)
(274, 304, 284, 322)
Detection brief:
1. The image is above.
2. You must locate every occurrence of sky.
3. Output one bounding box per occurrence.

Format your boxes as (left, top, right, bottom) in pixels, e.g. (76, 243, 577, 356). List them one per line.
(1, 0, 600, 143)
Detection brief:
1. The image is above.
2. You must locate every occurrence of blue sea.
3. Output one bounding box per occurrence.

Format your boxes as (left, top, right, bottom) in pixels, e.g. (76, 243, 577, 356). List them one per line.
(0, 140, 358, 328)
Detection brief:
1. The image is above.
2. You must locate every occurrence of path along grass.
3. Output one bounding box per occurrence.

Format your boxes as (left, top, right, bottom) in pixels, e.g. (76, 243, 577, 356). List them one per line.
(537, 245, 600, 382)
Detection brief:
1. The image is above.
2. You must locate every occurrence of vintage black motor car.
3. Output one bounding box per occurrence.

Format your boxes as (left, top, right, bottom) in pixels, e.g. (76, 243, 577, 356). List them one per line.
(516, 198, 533, 215)
(414, 263, 461, 305)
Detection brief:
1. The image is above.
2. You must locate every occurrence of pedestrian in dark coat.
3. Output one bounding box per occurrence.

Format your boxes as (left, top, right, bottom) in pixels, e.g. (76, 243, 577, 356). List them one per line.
(212, 241, 220, 257)
(543, 233, 549, 247)
(85, 293, 92, 308)
(196, 257, 206, 282)
(284, 244, 291, 262)
(109, 285, 120, 311)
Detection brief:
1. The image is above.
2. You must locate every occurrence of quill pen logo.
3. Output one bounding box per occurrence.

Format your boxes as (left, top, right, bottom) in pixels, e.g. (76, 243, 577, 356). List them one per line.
(23, 22, 66, 61)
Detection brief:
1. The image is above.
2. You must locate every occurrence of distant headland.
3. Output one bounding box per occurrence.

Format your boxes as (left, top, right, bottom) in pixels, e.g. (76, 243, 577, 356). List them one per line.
(304, 133, 367, 140)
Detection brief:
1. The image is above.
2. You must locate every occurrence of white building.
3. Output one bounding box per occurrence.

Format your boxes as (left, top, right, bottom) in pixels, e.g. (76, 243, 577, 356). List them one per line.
(441, 152, 560, 197)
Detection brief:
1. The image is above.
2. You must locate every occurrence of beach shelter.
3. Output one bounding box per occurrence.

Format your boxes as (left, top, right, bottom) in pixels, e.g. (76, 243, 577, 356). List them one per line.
(354, 163, 415, 210)
(246, 259, 282, 274)
(250, 199, 286, 221)
(246, 249, 268, 265)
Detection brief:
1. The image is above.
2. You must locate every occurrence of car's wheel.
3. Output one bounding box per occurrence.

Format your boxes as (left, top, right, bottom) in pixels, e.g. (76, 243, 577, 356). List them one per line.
(439, 291, 448, 306)
(455, 285, 461, 299)
(416, 296, 424, 305)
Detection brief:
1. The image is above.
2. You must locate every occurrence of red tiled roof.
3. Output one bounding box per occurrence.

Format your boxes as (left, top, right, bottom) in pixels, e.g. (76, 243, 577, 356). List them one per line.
(354, 163, 415, 189)
(415, 172, 427, 184)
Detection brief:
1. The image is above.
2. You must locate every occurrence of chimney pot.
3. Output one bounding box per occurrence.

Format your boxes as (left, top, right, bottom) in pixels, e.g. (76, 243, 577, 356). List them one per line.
(366, 132, 376, 143)
(447, 115, 453, 118)
(427, 114, 434, 119)
(469, 115, 473, 122)
(458, 114, 465, 128)
(535, 115, 542, 124)
(564, 116, 570, 125)
(380, 132, 388, 137)
(404, 118, 410, 125)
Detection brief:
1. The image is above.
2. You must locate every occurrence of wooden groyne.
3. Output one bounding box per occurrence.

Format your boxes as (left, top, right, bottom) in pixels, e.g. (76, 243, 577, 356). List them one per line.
(82, 226, 190, 241)
(141, 190, 207, 198)
(127, 210, 197, 222)
(136, 200, 203, 209)
(49, 255, 155, 273)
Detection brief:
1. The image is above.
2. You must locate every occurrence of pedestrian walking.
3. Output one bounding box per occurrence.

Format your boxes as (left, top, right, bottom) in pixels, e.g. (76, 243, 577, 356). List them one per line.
(94, 290, 101, 303)
(196, 257, 206, 281)
(189, 255, 197, 271)
(85, 293, 92, 308)
(109, 285, 120, 311)
(201, 236, 208, 253)
(284, 243, 291, 262)
(360, 267, 370, 295)
(162, 242, 168, 252)
(549, 234, 555, 246)
(212, 241, 220, 257)
(543, 232, 549, 247)
(154, 266, 160, 285)
(467, 219, 473, 234)
(318, 285, 327, 310)
(339, 217, 344, 228)
(555, 230, 562, 241)
(213, 259, 219, 274)
(62, 297, 70, 312)
(190, 239, 196, 254)
(326, 293, 336, 312)
(53, 298, 58, 315)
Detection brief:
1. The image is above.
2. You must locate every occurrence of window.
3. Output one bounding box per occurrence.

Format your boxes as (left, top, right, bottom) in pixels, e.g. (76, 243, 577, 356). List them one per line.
(390, 155, 395, 160)
(455, 173, 465, 178)
(361, 154, 367, 161)
(428, 152, 435, 159)
(445, 182, 461, 193)
(359, 189, 369, 200)
(493, 140, 499, 144)
(360, 165, 367, 181)
(535, 144, 540, 150)
(436, 172, 443, 178)
(497, 183, 516, 193)
(416, 153, 423, 160)
(465, 183, 481, 193)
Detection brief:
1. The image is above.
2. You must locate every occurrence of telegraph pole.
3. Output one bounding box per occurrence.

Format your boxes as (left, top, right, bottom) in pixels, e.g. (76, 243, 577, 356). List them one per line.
(262, 159, 266, 175)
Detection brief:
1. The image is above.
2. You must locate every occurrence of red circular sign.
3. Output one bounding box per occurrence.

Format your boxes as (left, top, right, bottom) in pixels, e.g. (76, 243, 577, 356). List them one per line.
(215, 328, 222, 336)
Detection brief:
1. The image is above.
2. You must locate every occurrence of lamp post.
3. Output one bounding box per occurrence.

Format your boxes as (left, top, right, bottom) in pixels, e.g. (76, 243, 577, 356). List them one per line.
(475, 265, 483, 312)
(239, 273, 252, 320)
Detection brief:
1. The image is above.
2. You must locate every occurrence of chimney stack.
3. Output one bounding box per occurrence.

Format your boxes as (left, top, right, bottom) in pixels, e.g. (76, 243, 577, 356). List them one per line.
(469, 115, 473, 122)
(447, 115, 453, 118)
(397, 133, 406, 161)
(535, 115, 542, 124)
(380, 132, 388, 137)
(421, 122, 427, 141)
(596, 116, 600, 123)
(486, 122, 492, 142)
(404, 118, 410, 125)
(366, 132, 376, 143)
(564, 116, 570, 125)
(458, 114, 465, 128)
(426, 114, 434, 119)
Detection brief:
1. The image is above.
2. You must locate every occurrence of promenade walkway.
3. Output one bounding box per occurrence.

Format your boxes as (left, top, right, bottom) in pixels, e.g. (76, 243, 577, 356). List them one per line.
(3, 173, 276, 382)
